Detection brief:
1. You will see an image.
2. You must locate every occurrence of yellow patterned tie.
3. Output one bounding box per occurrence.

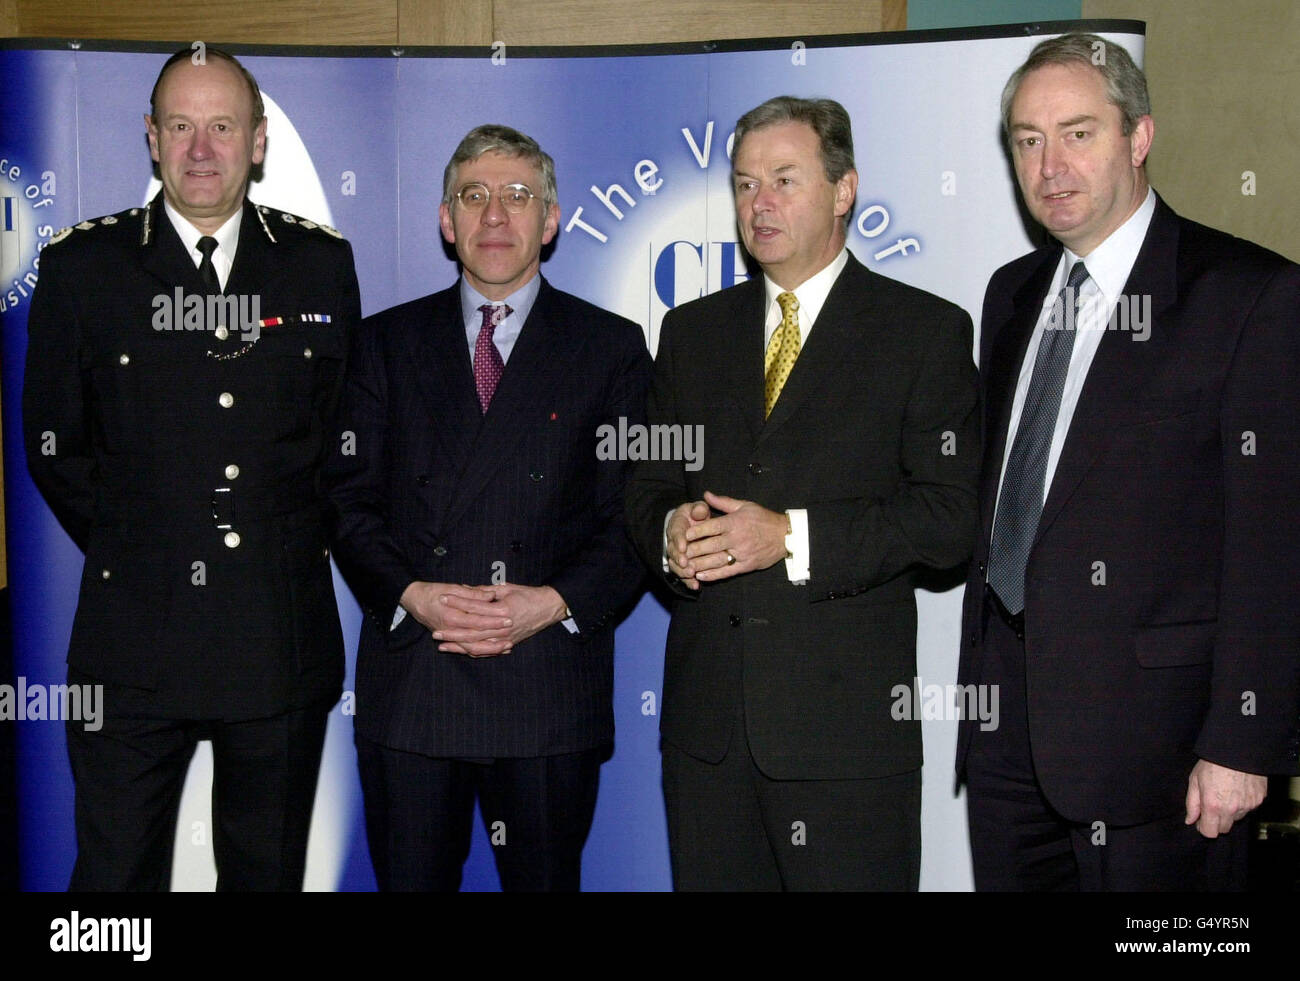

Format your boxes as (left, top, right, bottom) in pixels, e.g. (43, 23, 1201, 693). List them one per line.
(764, 291, 801, 418)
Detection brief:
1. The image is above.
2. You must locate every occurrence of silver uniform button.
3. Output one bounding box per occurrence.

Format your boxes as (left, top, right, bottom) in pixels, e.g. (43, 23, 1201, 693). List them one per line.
(224, 464, 240, 480)
(101, 569, 111, 580)
(215, 325, 230, 341)
(219, 392, 234, 408)
(303, 347, 313, 359)
(118, 354, 130, 365)
(224, 531, 241, 548)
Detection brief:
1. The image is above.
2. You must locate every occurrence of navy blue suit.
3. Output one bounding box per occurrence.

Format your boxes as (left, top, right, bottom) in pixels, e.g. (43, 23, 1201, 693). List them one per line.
(326, 276, 651, 889)
(958, 198, 1300, 888)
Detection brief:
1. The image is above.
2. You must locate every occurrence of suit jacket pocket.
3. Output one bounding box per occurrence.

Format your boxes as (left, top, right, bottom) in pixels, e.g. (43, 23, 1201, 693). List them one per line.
(246, 325, 346, 416)
(1125, 388, 1205, 428)
(1134, 619, 1216, 668)
(68, 532, 172, 688)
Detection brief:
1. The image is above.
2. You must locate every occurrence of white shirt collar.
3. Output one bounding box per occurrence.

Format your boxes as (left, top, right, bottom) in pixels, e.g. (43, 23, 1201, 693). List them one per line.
(762, 247, 849, 343)
(1061, 187, 1156, 306)
(163, 198, 243, 288)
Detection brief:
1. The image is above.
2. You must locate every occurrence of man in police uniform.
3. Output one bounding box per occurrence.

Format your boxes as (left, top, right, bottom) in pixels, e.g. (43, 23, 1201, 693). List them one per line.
(23, 47, 360, 890)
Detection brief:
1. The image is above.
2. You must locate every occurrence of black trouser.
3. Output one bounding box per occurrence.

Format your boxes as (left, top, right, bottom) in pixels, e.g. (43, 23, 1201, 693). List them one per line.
(662, 716, 920, 892)
(965, 586, 1248, 891)
(66, 686, 330, 892)
(356, 735, 604, 892)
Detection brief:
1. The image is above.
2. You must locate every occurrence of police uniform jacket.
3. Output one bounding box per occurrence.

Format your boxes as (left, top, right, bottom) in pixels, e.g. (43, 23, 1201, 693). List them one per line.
(23, 193, 361, 720)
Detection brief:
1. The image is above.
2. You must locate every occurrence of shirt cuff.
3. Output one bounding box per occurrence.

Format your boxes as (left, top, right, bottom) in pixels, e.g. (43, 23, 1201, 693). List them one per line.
(784, 508, 809, 584)
(391, 606, 407, 630)
(661, 509, 674, 573)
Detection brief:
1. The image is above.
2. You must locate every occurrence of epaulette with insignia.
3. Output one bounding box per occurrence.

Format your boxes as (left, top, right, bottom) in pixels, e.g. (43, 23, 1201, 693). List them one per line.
(269, 207, 345, 240)
(47, 207, 139, 247)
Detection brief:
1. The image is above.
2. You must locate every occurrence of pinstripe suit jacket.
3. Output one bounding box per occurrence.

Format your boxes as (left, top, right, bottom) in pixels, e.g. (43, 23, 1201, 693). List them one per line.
(325, 276, 651, 757)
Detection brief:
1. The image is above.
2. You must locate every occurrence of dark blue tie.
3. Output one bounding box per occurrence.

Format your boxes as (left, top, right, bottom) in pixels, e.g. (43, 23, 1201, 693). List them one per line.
(987, 260, 1090, 615)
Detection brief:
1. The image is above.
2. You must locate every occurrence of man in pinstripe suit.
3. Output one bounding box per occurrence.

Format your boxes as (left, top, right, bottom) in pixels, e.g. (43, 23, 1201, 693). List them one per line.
(325, 125, 650, 891)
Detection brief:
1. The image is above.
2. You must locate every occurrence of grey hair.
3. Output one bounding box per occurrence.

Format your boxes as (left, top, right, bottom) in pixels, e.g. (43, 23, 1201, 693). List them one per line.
(1001, 33, 1151, 140)
(442, 124, 558, 208)
(733, 95, 855, 183)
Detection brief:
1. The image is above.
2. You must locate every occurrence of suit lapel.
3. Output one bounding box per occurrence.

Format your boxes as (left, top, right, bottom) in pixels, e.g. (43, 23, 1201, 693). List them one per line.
(724, 278, 766, 444)
(757, 255, 867, 444)
(980, 252, 1058, 537)
(412, 288, 480, 467)
(444, 279, 577, 527)
(1035, 198, 1180, 540)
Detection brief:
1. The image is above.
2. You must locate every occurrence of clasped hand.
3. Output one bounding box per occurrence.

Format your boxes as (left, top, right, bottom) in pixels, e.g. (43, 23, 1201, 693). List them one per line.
(665, 490, 789, 589)
(399, 581, 567, 657)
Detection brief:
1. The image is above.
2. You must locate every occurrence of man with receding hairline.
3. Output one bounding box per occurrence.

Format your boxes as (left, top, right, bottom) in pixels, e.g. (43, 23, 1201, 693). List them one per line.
(958, 33, 1300, 890)
(24, 46, 360, 890)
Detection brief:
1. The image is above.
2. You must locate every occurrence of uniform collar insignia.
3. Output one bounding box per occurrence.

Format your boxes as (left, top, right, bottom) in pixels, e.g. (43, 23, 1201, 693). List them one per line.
(140, 195, 157, 246)
(255, 203, 278, 244)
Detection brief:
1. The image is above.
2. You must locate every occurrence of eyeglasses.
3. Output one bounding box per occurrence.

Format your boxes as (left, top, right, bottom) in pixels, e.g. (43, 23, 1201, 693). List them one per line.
(454, 183, 538, 213)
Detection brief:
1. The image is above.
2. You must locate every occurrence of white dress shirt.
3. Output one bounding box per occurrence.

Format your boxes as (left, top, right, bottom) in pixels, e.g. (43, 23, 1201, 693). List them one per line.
(993, 188, 1156, 516)
(760, 247, 849, 584)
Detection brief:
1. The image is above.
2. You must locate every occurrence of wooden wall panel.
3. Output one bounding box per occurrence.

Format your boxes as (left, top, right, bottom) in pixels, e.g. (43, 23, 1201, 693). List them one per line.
(399, 0, 492, 45)
(881, 0, 906, 32)
(492, 0, 893, 46)
(0, 0, 18, 38)
(2, 0, 902, 46)
(11, 0, 398, 45)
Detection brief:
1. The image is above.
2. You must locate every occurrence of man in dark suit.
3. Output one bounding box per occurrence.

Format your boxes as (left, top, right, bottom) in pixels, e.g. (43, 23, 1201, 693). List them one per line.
(23, 48, 360, 890)
(958, 33, 1300, 890)
(625, 97, 980, 890)
(325, 124, 650, 891)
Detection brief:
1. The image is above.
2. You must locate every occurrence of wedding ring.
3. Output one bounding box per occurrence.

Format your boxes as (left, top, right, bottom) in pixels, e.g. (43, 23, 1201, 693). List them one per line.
(725, 550, 737, 566)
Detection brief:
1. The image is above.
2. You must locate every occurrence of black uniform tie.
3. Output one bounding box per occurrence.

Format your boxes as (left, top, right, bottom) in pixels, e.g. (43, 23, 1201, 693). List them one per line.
(196, 235, 221, 294)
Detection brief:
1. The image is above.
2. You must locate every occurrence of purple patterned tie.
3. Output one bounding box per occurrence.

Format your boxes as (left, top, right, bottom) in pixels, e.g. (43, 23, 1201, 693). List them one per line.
(474, 303, 511, 413)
